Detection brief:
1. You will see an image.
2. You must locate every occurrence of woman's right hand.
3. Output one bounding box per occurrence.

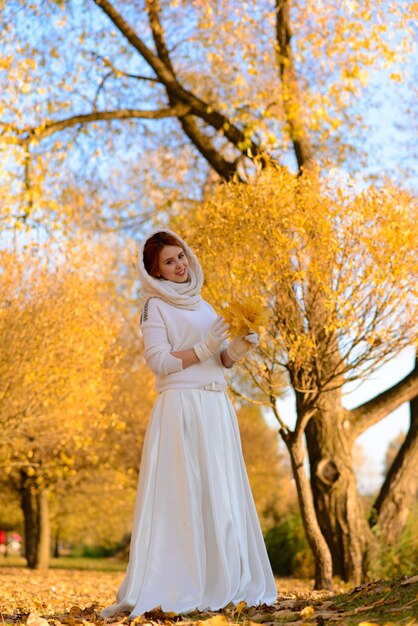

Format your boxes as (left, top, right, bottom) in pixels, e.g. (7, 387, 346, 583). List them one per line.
(193, 316, 229, 362)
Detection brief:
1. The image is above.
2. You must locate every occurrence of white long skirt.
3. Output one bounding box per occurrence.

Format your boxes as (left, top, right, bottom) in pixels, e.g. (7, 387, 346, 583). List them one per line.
(101, 388, 277, 618)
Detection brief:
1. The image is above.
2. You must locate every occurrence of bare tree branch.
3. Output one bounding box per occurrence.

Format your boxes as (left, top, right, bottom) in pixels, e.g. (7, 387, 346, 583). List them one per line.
(145, 0, 176, 75)
(0, 106, 191, 145)
(89, 50, 162, 83)
(92, 0, 274, 175)
(92, 0, 177, 85)
(275, 0, 314, 169)
(179, 115, 241, 180)
(141, 0, 241, 178)
(349, 366, 418, 439)
(93, 70, 113, 108)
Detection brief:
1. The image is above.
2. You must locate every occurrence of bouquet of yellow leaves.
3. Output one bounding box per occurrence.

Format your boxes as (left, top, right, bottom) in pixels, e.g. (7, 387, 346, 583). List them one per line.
(222, 297, 271, 338)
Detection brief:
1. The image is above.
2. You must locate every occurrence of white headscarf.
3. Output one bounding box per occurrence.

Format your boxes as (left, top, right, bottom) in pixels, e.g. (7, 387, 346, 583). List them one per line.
(137, 229, 204, 310)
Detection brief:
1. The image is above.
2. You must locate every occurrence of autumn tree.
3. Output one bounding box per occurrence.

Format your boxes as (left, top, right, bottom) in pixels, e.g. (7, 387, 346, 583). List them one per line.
(0, 240, 127, 569)
(174, 167, 418, 588)
(50, 468, 139, 556)
(1, 0, 417, 587)
(49, 325, 156, 558)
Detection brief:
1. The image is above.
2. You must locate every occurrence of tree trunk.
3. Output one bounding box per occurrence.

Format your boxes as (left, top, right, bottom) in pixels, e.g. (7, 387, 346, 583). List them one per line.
(372, 359, 418, 543)
(283, 430, 333, 590)
(21, 480, 38, 568)
(37, 488, 50, 569)
(304, 390, 377, 584)
(54, 528, 60, 558)
(20, 473, 50, 570)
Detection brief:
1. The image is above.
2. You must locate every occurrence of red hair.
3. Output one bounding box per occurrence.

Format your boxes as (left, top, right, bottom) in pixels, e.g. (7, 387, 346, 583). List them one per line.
(143, 232, 186, 278)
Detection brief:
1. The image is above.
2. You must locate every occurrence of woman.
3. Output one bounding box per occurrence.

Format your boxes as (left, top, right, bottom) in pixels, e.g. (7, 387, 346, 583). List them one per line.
(101, 230, 276, 618)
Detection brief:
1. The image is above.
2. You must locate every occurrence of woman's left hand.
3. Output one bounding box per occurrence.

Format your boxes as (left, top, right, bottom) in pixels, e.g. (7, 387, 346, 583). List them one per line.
(226, 332, 259, 362)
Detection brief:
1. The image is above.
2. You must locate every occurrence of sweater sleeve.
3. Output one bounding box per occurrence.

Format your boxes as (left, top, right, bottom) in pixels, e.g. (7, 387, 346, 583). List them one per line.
(140, 299, 183, 376)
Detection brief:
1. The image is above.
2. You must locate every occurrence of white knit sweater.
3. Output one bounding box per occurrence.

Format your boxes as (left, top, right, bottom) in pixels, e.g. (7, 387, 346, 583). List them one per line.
(141, 297, 228, 393)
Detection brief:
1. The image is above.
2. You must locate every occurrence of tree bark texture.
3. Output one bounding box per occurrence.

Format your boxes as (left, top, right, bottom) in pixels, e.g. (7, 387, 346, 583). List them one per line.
(275, 0, 314, 169)
(283, 431, 333, 590)
(21, 478, 38, 568)
(371, 358, 418, 544)
(304, 389, 377, 584)
(37, 488, 50, 569)
(20, 473, 50, 569)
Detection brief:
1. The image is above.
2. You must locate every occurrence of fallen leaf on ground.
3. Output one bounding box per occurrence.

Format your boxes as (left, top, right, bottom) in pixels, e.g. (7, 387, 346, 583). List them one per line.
(232, 602, 246, 618)
(275, 600, 297, 610)
(27, 613, 50, 626)
(300, 605, 315, 618)
(401, 575, 418, 586)
(270, 610, 296, 620)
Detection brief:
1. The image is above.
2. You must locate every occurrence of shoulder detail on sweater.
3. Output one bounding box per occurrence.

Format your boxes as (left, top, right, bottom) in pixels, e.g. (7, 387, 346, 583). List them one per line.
(140, 296, 173, 325)
(140, 297, 160, 325)
(140, 299, 149, 325)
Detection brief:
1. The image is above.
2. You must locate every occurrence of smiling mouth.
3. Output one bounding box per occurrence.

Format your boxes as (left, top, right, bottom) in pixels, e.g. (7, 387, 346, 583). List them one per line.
(176, 269, 186, 275)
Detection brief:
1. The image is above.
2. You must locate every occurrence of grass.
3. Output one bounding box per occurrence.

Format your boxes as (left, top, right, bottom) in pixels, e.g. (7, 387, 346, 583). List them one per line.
(0, 554, 127, 572)
(329, 576, 418, 625)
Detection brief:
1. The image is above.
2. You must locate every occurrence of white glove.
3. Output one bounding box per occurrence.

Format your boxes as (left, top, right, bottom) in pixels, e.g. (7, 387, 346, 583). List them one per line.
(194, 316, 229, 362)
(226, 332, 259, 362)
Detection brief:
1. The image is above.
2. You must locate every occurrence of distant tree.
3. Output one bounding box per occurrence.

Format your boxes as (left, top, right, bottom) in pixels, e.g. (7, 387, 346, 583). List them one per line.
(0, 240, 125, 569)
(50, 334, 155, 557)
(383, 432, 406, 475)
(237, 404, 297, 531)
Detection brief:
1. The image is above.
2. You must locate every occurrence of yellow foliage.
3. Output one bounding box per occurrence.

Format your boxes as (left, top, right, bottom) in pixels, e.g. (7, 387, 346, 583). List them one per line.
(223, 297, 271, 338)
(0, 240, 127, 487)
(173, 166, 418, 396)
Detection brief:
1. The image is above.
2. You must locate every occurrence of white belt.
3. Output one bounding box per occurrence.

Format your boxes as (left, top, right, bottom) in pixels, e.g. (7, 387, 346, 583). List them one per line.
(200, 382, 227, 392)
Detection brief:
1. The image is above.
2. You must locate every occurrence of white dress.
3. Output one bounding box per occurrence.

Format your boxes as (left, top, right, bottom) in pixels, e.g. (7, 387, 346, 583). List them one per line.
(101, 297, 277, 618)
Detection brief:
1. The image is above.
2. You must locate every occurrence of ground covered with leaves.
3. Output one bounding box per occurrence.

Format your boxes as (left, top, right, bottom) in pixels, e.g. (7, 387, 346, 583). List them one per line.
(0, 564, 416, 626)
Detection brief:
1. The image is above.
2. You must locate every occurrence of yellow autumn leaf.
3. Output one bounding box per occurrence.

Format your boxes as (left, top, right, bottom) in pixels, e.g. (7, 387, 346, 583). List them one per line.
(234, 600, 247, 615)
(300, 605, 315, 618)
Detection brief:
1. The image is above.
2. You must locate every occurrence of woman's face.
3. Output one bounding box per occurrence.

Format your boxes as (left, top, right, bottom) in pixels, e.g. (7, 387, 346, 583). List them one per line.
(157, 245, 189, 282)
